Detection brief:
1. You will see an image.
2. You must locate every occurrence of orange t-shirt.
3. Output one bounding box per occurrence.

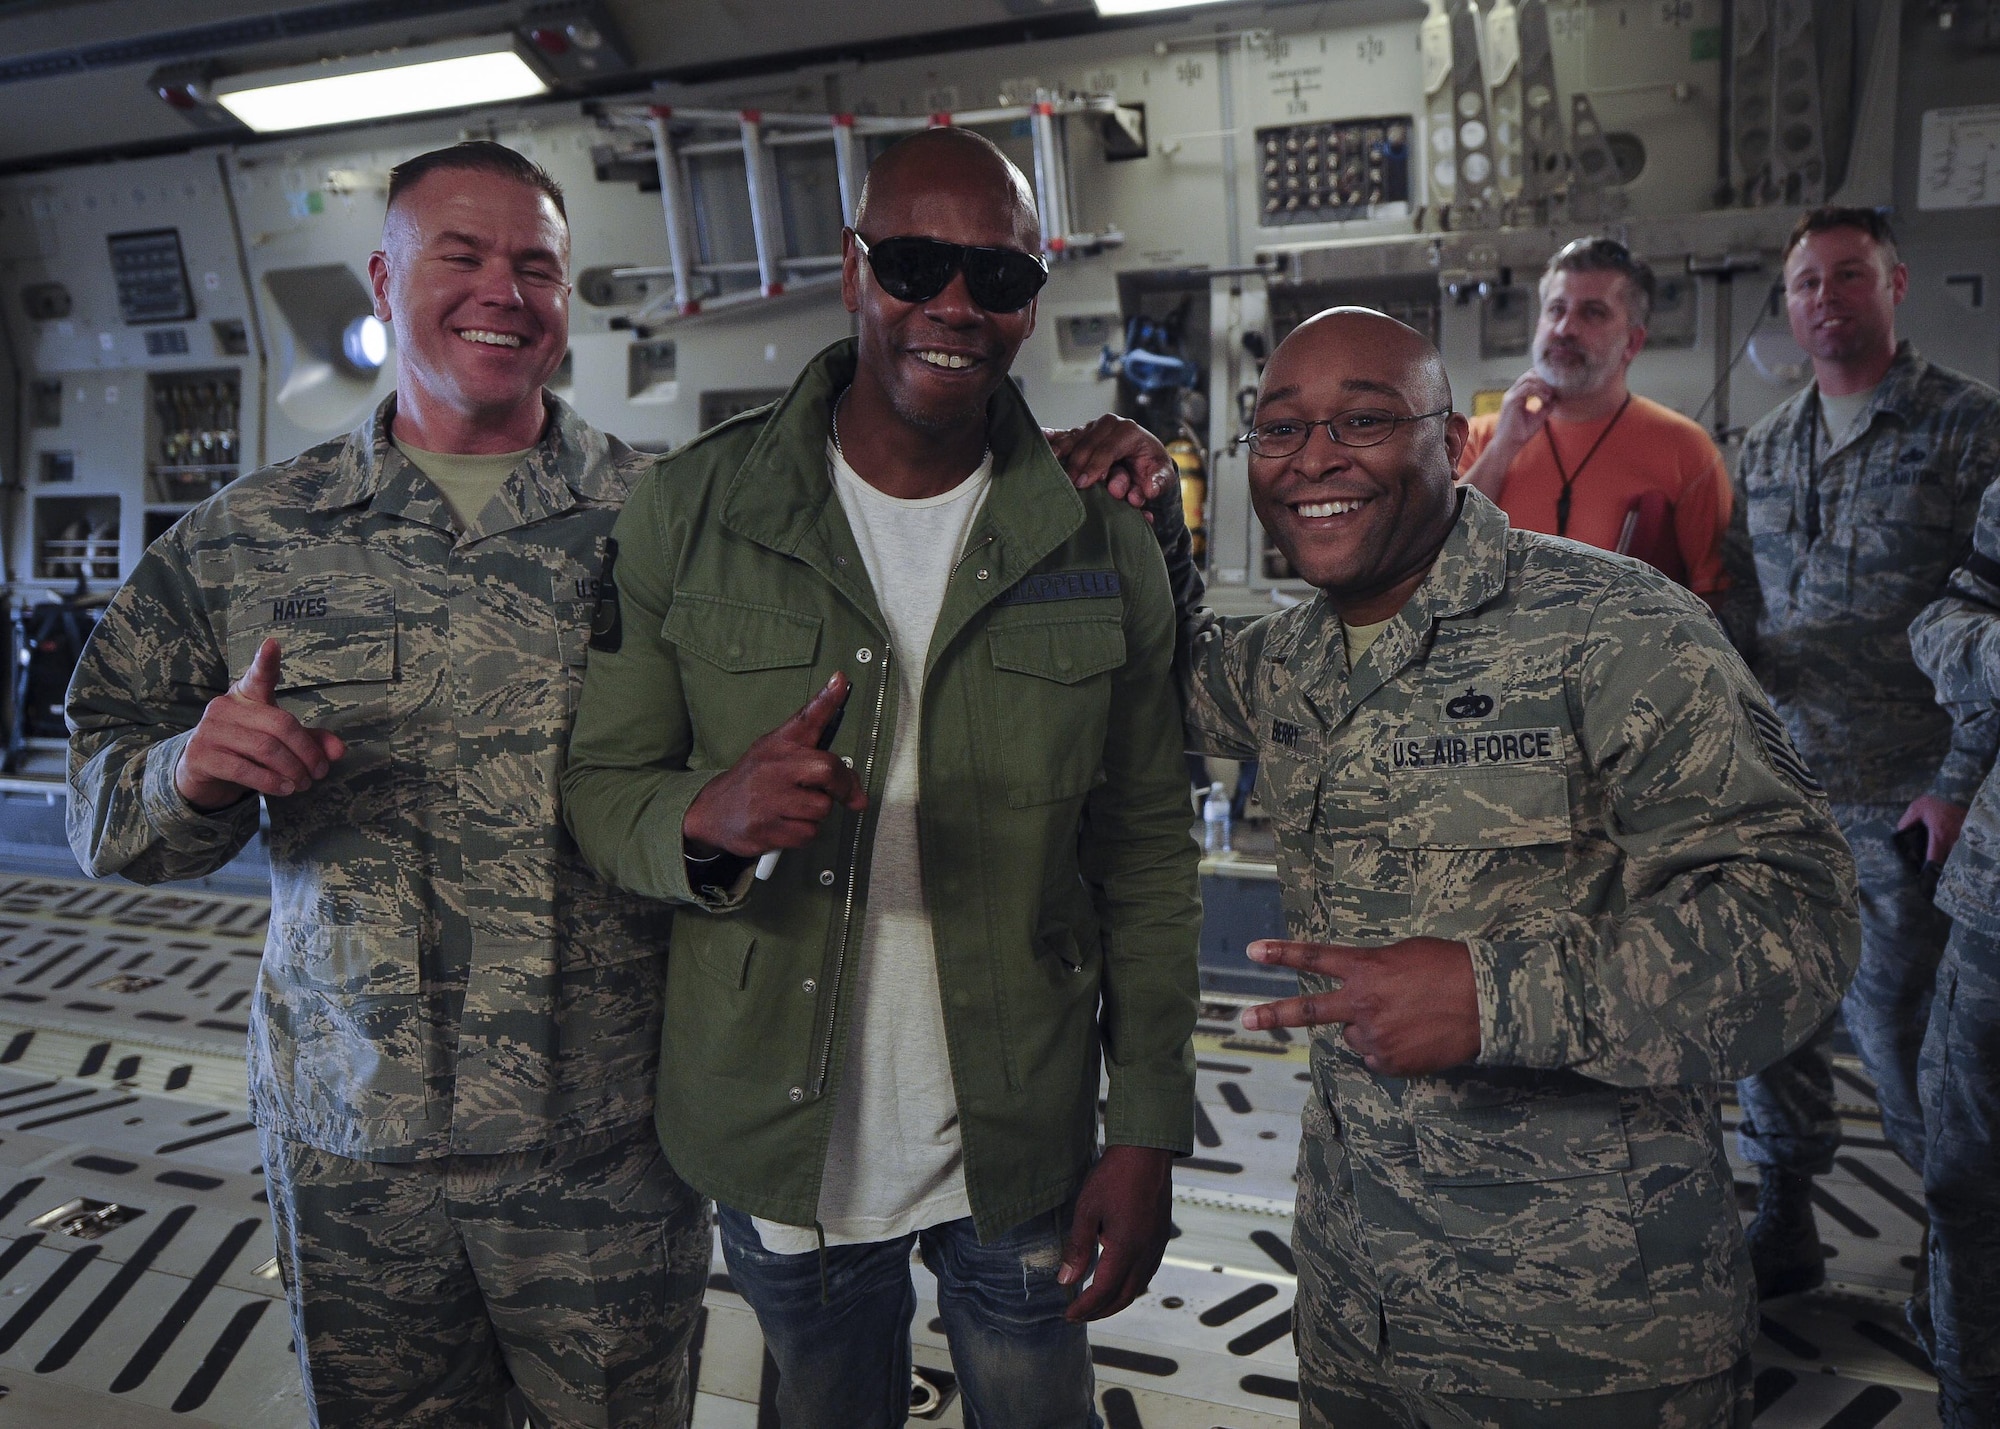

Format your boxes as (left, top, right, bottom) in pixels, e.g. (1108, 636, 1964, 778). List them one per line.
(1458, 395, 1733, 595)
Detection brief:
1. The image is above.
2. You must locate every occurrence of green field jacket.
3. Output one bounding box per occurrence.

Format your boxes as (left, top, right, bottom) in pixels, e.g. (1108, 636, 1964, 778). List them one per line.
(561, 340, 1200, 1236)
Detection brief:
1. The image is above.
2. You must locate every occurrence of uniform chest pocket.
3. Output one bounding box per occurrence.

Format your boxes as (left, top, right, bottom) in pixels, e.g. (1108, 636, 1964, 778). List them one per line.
(226, 576, 416, 734)
(986, 614, 1125, 807)
(1743, 489, 1795, 538)
(1863, 479, 1955, 531)
(1416, 1096, 1652, 1325)
(1384, 764, 1571, 849)
(1386, 764, 1571, 937)
(663, 593, 822, 765)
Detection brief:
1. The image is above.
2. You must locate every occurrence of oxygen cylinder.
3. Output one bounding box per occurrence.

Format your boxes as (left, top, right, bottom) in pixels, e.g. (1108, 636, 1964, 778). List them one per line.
(1168, 435, 1207, 563)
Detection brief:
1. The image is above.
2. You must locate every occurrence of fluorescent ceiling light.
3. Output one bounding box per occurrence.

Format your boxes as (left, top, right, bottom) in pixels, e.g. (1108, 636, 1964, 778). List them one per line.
(1093, 0, 1241, 13)
(214, 35, 548, 134)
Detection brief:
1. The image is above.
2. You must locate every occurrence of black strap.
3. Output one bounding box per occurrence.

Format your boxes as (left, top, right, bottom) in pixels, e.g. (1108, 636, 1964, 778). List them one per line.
(1965, 548, 2000, 587)
(1545, 394, 1633, 537)
(1803, 397, 1822, 543)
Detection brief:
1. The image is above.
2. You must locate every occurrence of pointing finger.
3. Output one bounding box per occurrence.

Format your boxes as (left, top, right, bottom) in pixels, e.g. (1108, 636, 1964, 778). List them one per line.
(771, 671, 851, 749)
(234, 638, 283, 706)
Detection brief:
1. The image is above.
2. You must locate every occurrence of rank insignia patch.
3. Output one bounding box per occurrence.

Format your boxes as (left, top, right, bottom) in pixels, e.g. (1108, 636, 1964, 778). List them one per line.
(1740, 695, 1825, 797)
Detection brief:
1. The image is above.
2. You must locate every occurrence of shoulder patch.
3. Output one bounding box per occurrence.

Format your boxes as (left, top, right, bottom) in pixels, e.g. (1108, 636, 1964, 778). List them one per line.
(1740, 694, 1825, 797)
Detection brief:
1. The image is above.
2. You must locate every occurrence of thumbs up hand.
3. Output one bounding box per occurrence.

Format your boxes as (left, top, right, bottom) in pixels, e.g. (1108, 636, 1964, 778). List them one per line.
(174, 638, 347, 811)
(682, 672, 865, 859)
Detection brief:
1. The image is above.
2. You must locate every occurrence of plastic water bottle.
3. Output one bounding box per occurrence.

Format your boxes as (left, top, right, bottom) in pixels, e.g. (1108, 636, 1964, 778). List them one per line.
(1202, 781, 1232, 854)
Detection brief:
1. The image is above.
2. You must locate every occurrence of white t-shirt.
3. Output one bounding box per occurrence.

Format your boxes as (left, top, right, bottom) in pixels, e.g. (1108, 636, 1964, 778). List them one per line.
(752, 438, 993, 1254)
(1819, 382, 1882, 449)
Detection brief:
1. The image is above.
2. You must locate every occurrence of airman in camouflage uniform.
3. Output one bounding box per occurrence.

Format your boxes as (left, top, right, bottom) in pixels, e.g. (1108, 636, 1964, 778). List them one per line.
(1907, 489, 2000, 1427)
(1720, 208, 2000, 1299)
(64, 145, 708, 1428)
(1173, 308, 1857, 1426)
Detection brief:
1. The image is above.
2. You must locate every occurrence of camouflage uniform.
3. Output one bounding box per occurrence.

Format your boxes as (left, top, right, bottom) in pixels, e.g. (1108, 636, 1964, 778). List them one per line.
(1721, 342, 2000, 1177)
(1183, 489, 1858, 1410)
(1906, 484, 2000, 1425)
(65, 394, 708, 1429)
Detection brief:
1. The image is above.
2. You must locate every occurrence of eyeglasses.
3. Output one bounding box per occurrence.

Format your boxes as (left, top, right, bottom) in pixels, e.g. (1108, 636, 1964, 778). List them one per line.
(1236, 407, 1453, 458)
(852, 233, 1049, 314)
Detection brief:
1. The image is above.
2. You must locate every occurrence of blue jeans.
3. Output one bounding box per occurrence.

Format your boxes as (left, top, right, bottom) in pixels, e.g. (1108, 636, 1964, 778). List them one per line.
(716, 1204, 1102, 1429)
(1918, 922, 2000, 1426)
(1738, 803, 1949, 1175)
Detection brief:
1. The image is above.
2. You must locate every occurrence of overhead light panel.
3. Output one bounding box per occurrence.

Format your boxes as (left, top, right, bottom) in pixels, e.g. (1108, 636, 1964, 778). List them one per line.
(212, 36, 549, 135)
(1093, 0, 1242, 13)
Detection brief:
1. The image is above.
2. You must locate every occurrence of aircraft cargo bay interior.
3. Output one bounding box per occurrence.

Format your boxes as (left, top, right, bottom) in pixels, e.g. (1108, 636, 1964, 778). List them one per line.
(0, 2, 1994, 1427)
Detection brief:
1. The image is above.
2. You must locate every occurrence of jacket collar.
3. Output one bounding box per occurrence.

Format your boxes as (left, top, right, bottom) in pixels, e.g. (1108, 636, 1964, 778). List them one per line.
(1869, 339, 1928, 426)
(718, 339, 1087, 645)
(1273, 487, 1511, 727)
(1792, 338, 1926, 454)
(311, 390, 621, 536)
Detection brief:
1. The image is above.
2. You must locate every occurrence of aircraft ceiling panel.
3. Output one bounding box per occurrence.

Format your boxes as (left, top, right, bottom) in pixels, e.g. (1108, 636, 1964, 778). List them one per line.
(0, 0, 1117, 169)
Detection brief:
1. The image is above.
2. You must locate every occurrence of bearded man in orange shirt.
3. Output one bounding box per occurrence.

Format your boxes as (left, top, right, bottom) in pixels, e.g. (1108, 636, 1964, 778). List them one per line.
(1459, 237, 1732, 611)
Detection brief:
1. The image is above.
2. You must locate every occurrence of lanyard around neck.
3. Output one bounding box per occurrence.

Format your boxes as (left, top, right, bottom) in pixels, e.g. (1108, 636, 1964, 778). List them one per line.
(1544, 394, 1633, 538)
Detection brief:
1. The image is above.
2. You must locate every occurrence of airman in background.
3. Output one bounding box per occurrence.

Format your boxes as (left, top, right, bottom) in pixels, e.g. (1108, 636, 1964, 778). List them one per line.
(1721, 206, 2000, 1302)
(1907, 485, 2000, 1427)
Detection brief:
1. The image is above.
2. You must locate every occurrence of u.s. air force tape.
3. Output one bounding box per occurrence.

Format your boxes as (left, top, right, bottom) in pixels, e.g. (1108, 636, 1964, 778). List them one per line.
(1390, 727, 1559, 770)
(1740, 694, 1825, 797)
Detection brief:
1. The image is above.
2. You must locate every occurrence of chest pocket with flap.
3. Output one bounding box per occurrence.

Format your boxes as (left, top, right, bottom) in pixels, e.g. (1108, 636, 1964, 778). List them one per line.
(226, 575, 410, 732)
(1384, 764, 1572, 849)
(1385, 763, 1572, 936)
(663, 593, 822, 765)
(987, 614, 1125, 807)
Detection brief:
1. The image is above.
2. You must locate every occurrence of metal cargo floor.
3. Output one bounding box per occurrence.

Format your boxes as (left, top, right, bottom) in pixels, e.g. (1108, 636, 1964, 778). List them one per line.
(0, 873, 1940, 1428)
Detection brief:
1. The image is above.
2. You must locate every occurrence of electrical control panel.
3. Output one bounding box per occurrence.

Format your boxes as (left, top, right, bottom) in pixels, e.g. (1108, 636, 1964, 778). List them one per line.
(1255, 117, 1413, 227)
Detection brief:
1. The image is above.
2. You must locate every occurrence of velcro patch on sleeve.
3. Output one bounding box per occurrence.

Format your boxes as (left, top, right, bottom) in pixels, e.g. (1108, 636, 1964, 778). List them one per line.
(1740, 694, 1825, 797)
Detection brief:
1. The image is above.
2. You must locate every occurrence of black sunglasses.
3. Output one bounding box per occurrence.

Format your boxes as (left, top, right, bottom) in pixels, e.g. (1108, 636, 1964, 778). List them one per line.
(852, 233, 1049, 314)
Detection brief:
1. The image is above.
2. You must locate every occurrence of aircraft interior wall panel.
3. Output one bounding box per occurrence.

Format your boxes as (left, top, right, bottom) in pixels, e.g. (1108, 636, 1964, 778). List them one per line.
(0, 152, 260, 596)
(1887, 17, 2000, 390)
(228, 110, 873, 456)
(1538, 0, 1727, 217)
(654, 27, 1242, 431)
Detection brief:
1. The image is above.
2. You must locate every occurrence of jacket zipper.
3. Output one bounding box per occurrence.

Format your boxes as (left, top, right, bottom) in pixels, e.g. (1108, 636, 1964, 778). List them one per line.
(809, 537, 990, 1096)
(811, 641, 893, 1097)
